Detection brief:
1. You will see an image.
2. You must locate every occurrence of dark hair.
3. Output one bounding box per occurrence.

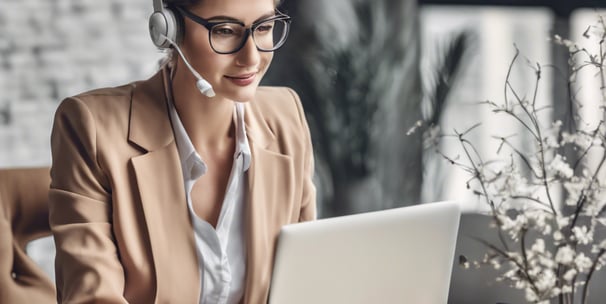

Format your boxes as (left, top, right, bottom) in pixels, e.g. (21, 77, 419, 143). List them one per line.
(164, 0, 281, 7)
(164, 0, 198, 6)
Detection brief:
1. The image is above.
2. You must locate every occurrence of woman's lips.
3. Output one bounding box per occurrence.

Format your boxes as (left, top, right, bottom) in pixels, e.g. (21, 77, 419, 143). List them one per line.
(225, 73, 256, 86)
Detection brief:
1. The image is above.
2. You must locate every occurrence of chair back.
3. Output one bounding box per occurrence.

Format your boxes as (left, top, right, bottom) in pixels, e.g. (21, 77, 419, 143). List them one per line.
(0, 167, 55, 303)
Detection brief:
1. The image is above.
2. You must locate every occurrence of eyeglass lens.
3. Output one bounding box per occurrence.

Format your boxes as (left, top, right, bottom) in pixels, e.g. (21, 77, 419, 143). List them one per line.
(210, 18, 288, 53)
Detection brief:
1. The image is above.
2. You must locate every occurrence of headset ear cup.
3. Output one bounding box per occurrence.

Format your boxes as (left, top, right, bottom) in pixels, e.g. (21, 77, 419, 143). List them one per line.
(149, 8, 178, 49)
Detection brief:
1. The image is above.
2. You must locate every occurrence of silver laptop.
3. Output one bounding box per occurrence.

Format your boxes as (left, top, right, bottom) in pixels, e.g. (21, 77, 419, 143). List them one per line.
(268, 201, 461, 304)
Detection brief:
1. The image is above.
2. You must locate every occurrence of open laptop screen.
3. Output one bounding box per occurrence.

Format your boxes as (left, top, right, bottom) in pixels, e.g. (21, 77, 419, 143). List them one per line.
(268, 201, 461, 304)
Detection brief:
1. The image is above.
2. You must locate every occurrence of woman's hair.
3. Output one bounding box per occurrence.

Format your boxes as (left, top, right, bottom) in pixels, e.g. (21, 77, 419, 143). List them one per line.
(165, 0, 281, 7)
(157, 0, 282, 68)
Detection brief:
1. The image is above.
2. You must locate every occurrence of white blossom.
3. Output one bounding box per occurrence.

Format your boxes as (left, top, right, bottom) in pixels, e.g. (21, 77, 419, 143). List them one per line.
(575, 253, 593, 273)
(490, 258, 501, 270)
(538, 253, 555, 269)
(553, 231, 564, 242)
(498, 213, 527, 241)
(563, 179, 586, 207)
(544, 125, 561, 149)
(547, 154, 573, 179)
(553, 34, 580, 53)
(535, 269, 557, 292)
(515, 279, 527, 290)
(563, 269, 577, 281)
(550, 286, 562, 297)
(524, 287, 539, 302)
(572, 226, 593, 245)
(531, 238, 545, 254)
(405, 119, 423, 136)
(525, 209, 552, 235)
(555, 246, 575, 265)
(561, 131, 596, 151)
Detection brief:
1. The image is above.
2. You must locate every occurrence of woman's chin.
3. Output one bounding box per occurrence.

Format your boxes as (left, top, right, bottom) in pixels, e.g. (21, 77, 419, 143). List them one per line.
(219, 87, 258, 103)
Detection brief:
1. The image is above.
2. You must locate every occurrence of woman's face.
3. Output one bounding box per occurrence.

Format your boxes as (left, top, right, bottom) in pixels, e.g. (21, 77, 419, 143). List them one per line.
(180, 0, 276, 102)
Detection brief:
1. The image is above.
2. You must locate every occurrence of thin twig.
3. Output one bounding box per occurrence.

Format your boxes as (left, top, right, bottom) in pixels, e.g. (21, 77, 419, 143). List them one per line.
(496, 137, 541, 178)
(520, 228, 541, 297)
(570, 147, 606, 229)
(503, 45, 520, 109)
(582, 248, 606, 304)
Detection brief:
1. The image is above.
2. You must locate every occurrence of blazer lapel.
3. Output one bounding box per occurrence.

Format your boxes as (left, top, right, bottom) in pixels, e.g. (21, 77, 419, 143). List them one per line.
(128, 69, 200, 303)
(242, 101, 295, 303)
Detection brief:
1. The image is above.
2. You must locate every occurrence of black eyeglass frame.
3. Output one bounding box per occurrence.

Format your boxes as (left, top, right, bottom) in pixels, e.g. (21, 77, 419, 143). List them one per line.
(176, 6, 292, 55)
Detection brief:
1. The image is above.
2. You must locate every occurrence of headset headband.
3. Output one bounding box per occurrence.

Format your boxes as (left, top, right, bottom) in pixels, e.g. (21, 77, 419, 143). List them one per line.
(152, 0, 164, 12)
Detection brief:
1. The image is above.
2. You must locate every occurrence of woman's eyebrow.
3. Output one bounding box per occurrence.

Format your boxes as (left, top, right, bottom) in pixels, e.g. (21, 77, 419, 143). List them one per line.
(206, 11, 277, 23)
(205, 15, 239, 22)
(253, 11, 278, 23)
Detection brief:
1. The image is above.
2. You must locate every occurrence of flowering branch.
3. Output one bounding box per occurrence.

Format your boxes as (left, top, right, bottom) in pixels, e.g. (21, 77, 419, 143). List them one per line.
(436, 16, 606, 303)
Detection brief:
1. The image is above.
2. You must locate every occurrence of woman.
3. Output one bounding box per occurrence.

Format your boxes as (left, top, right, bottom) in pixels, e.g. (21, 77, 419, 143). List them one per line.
(48, 0, 316, 302)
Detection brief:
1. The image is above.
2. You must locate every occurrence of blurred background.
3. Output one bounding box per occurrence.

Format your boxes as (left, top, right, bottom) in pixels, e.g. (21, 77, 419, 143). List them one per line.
(1, 0, 605, 302)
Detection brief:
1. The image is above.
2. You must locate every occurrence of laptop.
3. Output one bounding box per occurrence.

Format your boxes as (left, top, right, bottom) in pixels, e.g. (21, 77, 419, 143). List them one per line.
(268, 200, 461, 304)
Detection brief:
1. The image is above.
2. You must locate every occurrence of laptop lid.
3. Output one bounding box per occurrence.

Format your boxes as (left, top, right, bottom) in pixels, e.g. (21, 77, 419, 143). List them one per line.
(268, 200, 461, 304)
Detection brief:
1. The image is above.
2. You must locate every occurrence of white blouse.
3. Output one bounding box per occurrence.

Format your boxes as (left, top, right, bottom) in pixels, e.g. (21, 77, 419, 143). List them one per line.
(168, 96, 251, 304)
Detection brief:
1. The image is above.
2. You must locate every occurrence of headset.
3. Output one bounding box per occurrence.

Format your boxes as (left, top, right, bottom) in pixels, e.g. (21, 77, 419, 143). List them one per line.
(148, 0, 215, 97)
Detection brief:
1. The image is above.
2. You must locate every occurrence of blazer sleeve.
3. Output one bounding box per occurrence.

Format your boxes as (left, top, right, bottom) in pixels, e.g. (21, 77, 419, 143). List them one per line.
(49, 97, 128, 303)
(287, 88, 317, 222)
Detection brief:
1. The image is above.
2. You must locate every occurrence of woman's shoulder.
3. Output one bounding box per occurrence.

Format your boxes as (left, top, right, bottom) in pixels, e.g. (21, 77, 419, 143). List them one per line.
(52, 81, 142, 141)
(61, 82, 138, 108)
(252, 86, 305, 121)
(248, 86, 310, 145)
(54, 77, 153, 123)
(58, 70, 163, 116)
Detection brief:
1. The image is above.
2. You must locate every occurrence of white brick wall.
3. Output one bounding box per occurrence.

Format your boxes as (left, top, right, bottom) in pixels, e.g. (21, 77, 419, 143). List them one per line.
(0, 0, 164, 167)
(1, 0, 165, 283)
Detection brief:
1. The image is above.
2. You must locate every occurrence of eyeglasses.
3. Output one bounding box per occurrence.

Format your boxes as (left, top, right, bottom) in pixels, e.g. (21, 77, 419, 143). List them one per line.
(176, 7, 291, 55)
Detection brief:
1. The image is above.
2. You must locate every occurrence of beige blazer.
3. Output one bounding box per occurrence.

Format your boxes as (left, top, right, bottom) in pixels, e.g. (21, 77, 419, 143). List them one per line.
(49, 68, 316, 304)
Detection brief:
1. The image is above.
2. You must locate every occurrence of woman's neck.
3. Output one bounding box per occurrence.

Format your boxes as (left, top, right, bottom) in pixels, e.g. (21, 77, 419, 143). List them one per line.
(170, 61, 235, 155)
